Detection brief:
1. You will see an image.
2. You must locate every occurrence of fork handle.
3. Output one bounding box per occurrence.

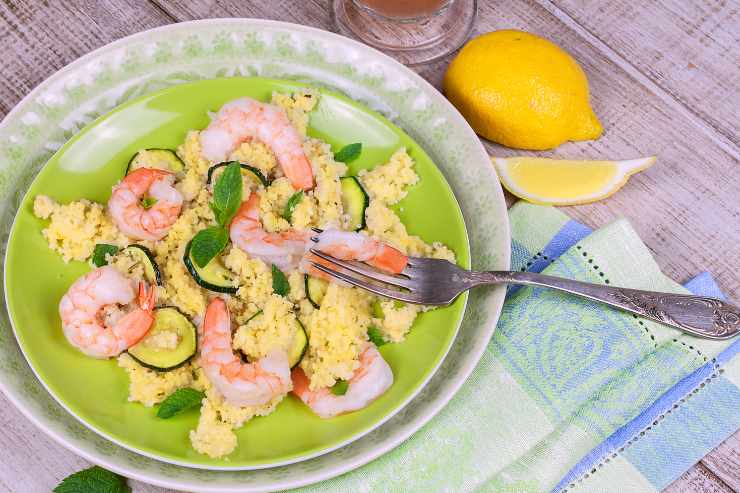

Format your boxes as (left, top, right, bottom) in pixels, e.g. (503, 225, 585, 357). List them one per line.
(472, 271, 740, 340)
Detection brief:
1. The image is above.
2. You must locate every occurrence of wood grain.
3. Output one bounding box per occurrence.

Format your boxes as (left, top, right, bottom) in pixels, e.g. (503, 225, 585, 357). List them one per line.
(0, 0, 173, 116)
(664, 463, 735, 493)
(550, 0, 740, 147)
(0, 1, 737, 492)
(701, 432, 740, 490)
(0, 392, 175, 493)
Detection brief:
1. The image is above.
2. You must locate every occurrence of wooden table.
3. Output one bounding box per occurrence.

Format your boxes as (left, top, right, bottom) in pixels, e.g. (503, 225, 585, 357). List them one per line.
(0, 1, 738, 491)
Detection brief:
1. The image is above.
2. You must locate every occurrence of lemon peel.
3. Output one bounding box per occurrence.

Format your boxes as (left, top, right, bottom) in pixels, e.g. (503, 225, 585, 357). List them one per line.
(444, 30, 603, 150)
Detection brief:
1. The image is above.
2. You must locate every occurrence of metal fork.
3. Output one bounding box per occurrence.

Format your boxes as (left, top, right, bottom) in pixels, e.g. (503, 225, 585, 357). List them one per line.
(307, 247, 740, 340)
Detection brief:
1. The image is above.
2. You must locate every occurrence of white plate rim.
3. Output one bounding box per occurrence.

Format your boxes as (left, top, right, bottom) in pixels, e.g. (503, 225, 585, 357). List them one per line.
(0, 18, 510, 492)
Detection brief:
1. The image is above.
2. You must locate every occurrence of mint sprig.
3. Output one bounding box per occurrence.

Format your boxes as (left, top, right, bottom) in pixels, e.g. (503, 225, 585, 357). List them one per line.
(272, 264, 290, 296)
(92, 243, 119, 267)
(189, 162, 244, 267)
(212, 161, 243, 226)
(367, 326, 387, 347)
(334, 143, 362, 163)
(331, 380, 349, 396)
(53, 466, 130, 493)
(190, 227, 229, 268)
(157, 388, 204, 419)
(283, 191, 303, 221)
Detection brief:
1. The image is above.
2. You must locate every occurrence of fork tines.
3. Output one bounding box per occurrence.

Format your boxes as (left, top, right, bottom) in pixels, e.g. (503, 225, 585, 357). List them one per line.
(307, 248, 422, 304)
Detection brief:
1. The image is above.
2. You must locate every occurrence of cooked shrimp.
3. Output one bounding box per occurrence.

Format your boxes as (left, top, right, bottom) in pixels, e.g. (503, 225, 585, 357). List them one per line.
(199, 298, 291, 407)
(108, 167, 183, 241)
(199, 97, 314, 191)
(303, 228, 409, 276)
(58, 266, 156, 358)
(229, 193, 310, 272)
(292, 343, 393, 418)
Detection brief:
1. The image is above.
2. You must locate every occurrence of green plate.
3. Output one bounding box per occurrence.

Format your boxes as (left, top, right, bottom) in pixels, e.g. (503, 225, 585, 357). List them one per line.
(5, 77, 469, 469)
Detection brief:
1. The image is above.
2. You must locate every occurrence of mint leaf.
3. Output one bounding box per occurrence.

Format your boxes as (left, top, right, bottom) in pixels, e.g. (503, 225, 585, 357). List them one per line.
(331, 380, 349, 396)
(271, 264, 290, 296)
(141, 197, 157, 209)
(92, 244, 118, 267)
(157, 388, 204, 419)
(367, 326, 387, 347)
(54, 465, 130, 493)
(282, 191, 303, 221)
(190, 227, 229, 268)
(208, 201, 221, 220)
(334, 143, 362, 163)
(213, 161, 243, 226)
(393, 300, 406, 309)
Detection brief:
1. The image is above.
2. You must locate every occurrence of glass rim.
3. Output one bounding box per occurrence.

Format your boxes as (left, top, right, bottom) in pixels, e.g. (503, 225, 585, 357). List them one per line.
(352, 0, 454, 22)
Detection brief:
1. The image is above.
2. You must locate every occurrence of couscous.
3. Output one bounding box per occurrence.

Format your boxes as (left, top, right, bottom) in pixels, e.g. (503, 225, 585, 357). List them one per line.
(35, 89, 456, 459)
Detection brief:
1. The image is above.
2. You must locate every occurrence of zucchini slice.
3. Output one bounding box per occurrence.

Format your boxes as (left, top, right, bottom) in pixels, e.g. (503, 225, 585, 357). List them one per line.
(340, 176, 369, 231)
(305, 275, 329, 308)
(127, 149, 185, 175)
(121, 245, 162, 286)
(371, 299, 385, 319)
(244, 312, 308, 368)
(128, 307, 197, 371)
(183, 241, 238, 294)
(289, 319, 308, 369)
(207, 161, 270, 187)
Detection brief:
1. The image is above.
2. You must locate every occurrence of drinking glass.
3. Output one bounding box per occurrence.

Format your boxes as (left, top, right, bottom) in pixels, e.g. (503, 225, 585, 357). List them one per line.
(331, 0, 477, 65)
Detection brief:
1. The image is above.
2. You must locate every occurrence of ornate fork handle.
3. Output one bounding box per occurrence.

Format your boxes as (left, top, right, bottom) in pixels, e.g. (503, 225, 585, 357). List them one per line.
(468, 271, 740, 340)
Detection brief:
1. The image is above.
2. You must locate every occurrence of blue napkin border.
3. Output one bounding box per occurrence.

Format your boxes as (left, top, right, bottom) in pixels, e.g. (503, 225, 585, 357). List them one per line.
(508, 215, 738, 492)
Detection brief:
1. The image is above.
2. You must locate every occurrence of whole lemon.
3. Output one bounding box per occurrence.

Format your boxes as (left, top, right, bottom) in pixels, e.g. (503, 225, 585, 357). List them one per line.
(444, 30, 603, 150)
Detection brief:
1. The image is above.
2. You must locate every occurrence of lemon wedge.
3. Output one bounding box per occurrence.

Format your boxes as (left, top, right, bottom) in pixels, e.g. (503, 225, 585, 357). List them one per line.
(492, 156, 656, 205)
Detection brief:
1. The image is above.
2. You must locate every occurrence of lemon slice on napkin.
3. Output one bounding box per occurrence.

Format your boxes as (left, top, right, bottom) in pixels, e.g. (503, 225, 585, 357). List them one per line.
(492, 156, 656, 205)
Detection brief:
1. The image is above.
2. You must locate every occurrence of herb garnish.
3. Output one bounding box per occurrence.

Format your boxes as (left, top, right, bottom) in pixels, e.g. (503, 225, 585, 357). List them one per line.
(334, 143, 362, 163)
(92, 243, 119, 267)
(157, 388, 205, 419)
(272, 264, 290, 296)
(190, 162, 243, 267)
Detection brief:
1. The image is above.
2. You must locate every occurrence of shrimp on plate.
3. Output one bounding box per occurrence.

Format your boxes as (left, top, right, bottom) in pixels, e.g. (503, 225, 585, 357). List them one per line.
(199, 97, 314, 191)
(108, 167, 183, 241)
(58, 266, 156, 358)
(301, 229, 409, 281)
(292, 343, 393, 418)
(199, 298, 292, 407)
(229, 192, 311, 272)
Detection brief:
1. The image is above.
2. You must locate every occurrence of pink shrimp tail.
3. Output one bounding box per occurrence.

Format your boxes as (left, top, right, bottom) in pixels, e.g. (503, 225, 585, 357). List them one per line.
(231, 193, 261, 228)
(291, 367, 311, 400)
(124, 168, 173, 194)
(367, 244, 408, 274)
(111, 282, 156, 348)
(287, 156, 314, 191)
(137, 282, 156, 312)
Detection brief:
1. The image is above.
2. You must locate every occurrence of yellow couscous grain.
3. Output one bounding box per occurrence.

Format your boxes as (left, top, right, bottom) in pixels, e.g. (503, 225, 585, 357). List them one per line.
(34, 196, 127, 262)
(359, 149, 419, 205)
(33, 88, 456, 459)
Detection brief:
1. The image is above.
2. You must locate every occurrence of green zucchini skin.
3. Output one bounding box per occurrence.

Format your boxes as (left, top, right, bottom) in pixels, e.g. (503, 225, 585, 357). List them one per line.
(240, 311, 308, 368)
(182, 241, 239, 294)
(340, 176, 369, 231)
(305, 275, 329, 309)
(122, 244, 163, 286)
(126, 148, 185, 175)
(206, 161, 270, 187)
(290, 320, 308, 369)
(127, 306, 197, 371)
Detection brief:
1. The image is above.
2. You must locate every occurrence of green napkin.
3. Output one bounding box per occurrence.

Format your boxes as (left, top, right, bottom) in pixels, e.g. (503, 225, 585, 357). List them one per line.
(294, 202, 738, 492)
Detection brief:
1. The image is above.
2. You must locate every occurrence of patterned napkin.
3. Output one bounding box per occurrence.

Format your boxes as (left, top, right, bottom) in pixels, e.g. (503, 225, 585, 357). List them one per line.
(297, 202, 740, 493)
